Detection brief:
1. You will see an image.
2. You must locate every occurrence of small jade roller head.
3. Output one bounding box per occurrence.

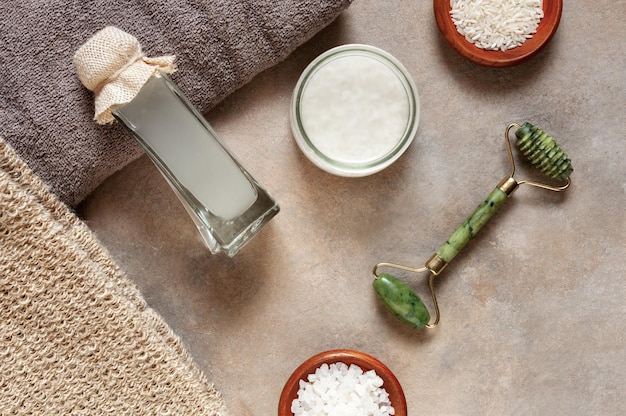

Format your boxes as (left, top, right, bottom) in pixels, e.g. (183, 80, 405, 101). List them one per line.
(515, 122, 573, 182)
(373, 122, 573, 330)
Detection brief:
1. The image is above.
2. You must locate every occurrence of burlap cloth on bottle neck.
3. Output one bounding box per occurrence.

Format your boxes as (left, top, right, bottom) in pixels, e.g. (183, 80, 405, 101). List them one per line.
(0, 137, 229, 415)
(73, 26, 177, 125)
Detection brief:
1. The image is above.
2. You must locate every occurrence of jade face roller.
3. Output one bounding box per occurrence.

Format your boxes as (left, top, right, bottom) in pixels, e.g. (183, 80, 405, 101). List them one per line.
(372, 122, 573, 329)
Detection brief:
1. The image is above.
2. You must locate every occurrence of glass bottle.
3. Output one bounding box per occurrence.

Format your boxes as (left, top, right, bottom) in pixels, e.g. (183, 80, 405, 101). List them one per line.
(112, 71, 279, 256)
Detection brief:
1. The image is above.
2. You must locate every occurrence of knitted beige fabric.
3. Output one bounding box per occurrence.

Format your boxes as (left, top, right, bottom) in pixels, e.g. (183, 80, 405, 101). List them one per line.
(74, 26, 177, 124)
(0, 137, 228, 415)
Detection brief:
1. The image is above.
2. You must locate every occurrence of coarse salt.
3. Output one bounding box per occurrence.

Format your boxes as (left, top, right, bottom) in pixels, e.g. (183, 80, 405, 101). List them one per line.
(291, 362, 395, 416)
(299, 54, 410, 164)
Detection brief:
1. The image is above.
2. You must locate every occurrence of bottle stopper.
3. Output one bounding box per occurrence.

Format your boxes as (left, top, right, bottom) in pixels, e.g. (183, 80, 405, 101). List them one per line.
(73, 26, 176, 124)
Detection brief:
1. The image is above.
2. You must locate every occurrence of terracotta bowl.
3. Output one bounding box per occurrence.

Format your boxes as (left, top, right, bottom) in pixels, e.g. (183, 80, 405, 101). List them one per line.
(278, 349, 407, 416)
(434, 0, 563, 67)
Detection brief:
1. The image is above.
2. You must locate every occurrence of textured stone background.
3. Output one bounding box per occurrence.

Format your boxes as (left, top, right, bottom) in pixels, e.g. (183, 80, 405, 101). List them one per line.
(79, 1, 625, 415)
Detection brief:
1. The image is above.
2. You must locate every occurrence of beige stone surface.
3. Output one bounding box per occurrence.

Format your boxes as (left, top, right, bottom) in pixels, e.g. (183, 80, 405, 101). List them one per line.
(78, 1, 625, 415)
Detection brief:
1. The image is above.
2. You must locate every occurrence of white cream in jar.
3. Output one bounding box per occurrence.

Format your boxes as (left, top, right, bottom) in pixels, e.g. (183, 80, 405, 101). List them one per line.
(291, 44, 419, 176)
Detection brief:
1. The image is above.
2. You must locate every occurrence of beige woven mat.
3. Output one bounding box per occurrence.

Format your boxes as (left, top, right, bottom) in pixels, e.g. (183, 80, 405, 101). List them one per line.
(0, 137, 228, 415)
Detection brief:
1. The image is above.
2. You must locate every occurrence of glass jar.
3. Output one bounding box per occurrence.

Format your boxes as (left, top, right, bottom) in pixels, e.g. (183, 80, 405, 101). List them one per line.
(291, 44, 420, 176)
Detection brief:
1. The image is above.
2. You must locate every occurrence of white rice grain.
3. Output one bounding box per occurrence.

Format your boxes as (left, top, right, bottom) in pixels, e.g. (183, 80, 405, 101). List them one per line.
(450, 0, 544, 51)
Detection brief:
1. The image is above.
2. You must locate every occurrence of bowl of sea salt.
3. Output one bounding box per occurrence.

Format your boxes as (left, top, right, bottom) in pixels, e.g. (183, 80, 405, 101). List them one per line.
(278, 349, 407, 416)
(291, 44, 419, 177)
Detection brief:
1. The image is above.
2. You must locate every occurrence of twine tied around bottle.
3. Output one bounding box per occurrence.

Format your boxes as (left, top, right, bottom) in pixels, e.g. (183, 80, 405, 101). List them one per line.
(73, 26, 177, 124)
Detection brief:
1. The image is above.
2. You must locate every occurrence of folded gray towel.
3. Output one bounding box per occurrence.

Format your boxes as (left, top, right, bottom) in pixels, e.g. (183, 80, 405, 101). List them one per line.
(0, 0, 352, 207)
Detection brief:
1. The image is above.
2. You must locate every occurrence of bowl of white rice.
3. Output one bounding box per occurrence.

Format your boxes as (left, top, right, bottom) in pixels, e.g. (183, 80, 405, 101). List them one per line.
(434, 0, 563, 67)
(278, 349, 407, 416)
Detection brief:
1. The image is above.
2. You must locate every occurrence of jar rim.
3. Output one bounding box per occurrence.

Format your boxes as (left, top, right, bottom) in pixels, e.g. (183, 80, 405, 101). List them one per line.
(290, 44, 420, 177)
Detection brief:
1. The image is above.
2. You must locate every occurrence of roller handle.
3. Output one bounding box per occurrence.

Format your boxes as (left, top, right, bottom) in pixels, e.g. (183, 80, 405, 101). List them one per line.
(435, 186, 509, 264)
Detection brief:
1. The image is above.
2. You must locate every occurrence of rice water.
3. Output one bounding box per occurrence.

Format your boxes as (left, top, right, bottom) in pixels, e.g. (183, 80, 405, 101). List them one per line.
(113, 72, 278, 256)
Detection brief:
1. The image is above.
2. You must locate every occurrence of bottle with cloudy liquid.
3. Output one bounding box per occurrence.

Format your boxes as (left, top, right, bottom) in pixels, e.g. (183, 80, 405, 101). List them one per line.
(73, 27, 278, 256)
(112, 72, 279, 256)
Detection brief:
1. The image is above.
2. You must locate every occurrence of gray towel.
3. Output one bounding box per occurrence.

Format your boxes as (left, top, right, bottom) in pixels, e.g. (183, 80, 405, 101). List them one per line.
(0, 0, 352, 207)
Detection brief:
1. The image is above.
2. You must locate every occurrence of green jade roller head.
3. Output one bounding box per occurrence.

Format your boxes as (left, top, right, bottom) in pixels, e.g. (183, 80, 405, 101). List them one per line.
(373, 122, 573, 329)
